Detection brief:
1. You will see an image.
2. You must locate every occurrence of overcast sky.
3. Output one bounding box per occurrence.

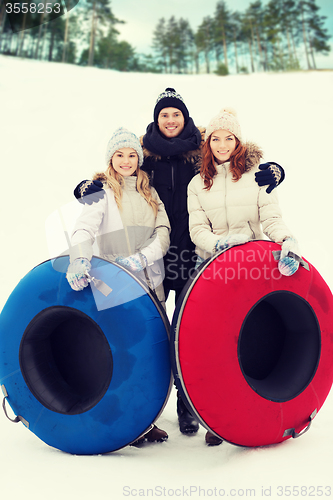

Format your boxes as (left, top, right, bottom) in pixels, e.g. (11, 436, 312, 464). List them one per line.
(111, 0, 333, 65)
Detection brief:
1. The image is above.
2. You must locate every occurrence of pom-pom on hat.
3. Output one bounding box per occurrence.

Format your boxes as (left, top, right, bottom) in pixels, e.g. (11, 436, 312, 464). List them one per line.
(154, 87, 189, 124)
(205, 108, 242, 142)
(105, 127, 144, 167)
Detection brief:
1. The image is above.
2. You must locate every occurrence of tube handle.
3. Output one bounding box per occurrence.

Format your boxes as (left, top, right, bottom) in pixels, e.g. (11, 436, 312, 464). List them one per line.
(1, 385, 29, 428)
(283, 409, 317, 439)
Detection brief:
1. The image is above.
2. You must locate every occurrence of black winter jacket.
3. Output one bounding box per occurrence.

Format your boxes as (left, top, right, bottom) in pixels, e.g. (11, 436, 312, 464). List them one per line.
(141, 120, 203, 290)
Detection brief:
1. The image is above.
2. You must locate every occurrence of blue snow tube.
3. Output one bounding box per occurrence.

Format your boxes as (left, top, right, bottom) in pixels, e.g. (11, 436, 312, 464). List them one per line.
(0, 256, 172, 454)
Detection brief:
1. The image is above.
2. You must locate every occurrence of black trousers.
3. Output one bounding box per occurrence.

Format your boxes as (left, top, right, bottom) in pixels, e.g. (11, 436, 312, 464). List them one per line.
(163, 285, 183, 306)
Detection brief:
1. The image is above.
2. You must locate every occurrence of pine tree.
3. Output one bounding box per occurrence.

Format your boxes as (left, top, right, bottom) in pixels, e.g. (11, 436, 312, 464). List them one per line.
(195, 16, 214, 73)
(80, 0, 122, 67)
(137, 53, 162, 73)
(239, 12, 256, 72)
(152, 18, 169, 72)
(280, 0, 301, 69)
(229, 11, 243, 73)
(47, 16, 66, 61)
(299, 0, 312, 68)
(62, 0, 74, 62)
(174, 18, 194, 74)
(264, 0, 285, 70)
(246, 1, 266, 70)
(165, 16, 179, 73)
(304, 0, 331, 68)
(33, 12, 48, 59)
(152, 16, 194, 74)
(96, 32, 136, 71)
(213, 0, 231, 70)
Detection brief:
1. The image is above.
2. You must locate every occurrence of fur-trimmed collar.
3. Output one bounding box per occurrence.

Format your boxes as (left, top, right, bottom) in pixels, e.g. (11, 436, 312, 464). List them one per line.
(244, 142, 264, 170)
(140, 126, 206, 164)
(92, 172, 138, 184)
(93, 172, 108, 183)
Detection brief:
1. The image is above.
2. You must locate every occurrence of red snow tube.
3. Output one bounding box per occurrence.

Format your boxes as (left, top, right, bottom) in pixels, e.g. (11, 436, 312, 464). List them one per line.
(171, 240, 333, 447)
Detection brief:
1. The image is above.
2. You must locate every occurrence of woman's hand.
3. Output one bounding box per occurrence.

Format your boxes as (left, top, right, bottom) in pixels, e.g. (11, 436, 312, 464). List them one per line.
(278, 238, 300, 276)
(215, 234, 250, 253)
(116, 253, 148, 272)
(66, 258, 91, 290)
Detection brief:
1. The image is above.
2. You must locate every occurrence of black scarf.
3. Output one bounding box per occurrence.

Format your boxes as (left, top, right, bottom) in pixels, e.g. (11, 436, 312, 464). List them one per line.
(143, 118, 202, 157)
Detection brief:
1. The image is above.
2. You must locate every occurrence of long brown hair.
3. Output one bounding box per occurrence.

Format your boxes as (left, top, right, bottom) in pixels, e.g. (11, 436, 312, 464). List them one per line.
(104, 161, 159, 217)
(200, 133, 248, 190)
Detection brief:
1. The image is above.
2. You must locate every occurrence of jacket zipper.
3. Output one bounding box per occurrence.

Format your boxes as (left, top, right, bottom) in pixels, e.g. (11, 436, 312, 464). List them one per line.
(224, 165, 229, 232)
(171, 163, 175, 192)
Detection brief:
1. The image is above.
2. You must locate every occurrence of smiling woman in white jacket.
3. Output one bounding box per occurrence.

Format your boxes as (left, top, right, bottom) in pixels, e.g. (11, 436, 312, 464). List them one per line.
(66, 127, 170, 305)
(188, 108, 300, 276)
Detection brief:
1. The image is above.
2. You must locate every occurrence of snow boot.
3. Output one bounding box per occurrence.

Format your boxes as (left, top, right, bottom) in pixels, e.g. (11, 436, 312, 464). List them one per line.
(130, 425, 168, 446)
(146, 425, 168, 442)
(205, 431, 223, 446)
(177, 392, 199, 435)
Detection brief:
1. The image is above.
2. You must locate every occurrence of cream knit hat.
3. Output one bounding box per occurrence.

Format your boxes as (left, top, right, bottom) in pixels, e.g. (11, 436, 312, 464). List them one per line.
(105, 127, 144, 167)
(205, 108, 242, 142)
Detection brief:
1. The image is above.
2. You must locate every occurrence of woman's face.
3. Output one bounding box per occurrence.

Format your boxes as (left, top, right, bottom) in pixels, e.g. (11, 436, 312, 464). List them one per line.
(158, 107, 185, 138)
(111, 148, 138, 176)
(210, 129, 236, 164)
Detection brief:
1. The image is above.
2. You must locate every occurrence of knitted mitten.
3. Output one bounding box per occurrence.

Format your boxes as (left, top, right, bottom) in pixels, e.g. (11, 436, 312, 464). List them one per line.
(74, 180, 104, 205)
(66, 258, 91, 291)
(278, 238, 300, 276)
(255, 162, 285, 193)
(215, 234, 250, 253)
(116, 253, 148, 272)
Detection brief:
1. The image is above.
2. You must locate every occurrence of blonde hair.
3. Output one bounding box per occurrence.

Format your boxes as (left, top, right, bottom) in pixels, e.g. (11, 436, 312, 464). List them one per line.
(104, 161, 159, 217)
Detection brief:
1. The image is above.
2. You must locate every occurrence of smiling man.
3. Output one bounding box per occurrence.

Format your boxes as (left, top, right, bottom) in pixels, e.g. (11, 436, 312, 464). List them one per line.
(141, 88, 203, 302)
(156, 107, 185, 138)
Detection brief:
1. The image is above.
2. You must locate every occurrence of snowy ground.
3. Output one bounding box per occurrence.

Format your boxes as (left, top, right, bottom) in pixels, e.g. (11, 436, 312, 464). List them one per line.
(1, 55, 333, 499)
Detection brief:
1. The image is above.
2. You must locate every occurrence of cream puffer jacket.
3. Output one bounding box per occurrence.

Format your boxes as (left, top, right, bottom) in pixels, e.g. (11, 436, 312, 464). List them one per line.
(188, 143, 295, 259)
(70, 175, 170, 304)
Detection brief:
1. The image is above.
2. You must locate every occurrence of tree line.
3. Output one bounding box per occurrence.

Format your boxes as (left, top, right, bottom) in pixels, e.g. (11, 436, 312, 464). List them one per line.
(0, 0, 140, 69)
(152, 0, 331, 73)
(0, 0, 331, 73)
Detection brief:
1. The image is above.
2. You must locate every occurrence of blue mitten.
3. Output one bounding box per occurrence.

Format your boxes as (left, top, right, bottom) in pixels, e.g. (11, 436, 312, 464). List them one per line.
(116, 253, 148, 272)
(74, 180, 104, 205)
(66, 258, 91, 291)
(215, 234, 249, 253)
(255, 162, 285, 193)
(278, 238, 300, 276)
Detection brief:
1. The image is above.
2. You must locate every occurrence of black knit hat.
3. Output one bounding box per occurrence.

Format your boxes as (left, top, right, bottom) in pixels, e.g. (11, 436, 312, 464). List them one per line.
(153, 87, 190, 124)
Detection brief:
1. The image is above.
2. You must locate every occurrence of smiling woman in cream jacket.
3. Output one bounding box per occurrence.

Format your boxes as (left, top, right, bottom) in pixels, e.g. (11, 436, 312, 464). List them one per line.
(188, 108, 300, 277)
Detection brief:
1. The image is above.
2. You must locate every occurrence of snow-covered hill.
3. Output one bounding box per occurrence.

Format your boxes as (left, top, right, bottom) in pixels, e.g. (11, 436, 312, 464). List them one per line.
(1, 55, 333, 500)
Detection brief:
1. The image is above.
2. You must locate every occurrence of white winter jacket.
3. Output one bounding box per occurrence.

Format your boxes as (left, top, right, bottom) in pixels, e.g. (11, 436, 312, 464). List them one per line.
(188, 143, 295, 259)
(70, 175, 170, 303)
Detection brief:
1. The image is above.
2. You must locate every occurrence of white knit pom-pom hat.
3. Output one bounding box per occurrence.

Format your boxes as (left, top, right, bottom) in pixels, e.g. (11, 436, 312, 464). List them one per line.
(105, 127, 144, 167)
(205, 107, 242, 142)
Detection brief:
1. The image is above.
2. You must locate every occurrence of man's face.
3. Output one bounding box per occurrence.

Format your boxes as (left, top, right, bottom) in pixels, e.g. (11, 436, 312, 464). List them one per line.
(157, 107, 185, 138)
